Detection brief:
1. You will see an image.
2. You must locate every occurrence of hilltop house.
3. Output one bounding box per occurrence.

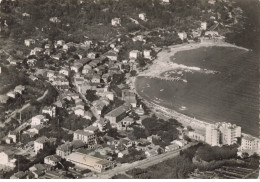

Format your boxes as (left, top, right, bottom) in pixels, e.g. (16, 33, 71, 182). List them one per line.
(111, 18, 121, 26)
(139, 13, 147, 21)
(24, 39, 35, 47)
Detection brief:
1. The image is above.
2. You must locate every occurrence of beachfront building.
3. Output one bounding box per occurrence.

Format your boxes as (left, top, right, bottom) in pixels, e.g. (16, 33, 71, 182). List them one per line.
(241, 135, 259, 151)
(188, 130, 205, 142)
(206, 122, 241, 146)
(205, 124, 220, 146)
(217, 122, 241, 145)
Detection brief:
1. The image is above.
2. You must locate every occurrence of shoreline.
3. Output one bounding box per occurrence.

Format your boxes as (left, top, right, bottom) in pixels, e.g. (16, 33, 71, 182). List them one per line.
(138, 41, 249, 79)
(132, 41, 259, 140)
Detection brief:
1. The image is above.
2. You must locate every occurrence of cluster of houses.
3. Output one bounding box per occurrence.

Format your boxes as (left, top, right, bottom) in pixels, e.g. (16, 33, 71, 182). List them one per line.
(0, 85, 25, 104)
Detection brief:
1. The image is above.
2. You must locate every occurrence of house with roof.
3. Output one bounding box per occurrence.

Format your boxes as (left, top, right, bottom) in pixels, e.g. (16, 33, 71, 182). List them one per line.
(6, 91, 16, 98)
(118, 149, 129, 158)
(145, 145, 163, 157)
(73, 130, 96, 145)
(44, 155, 61, 166)
(93, 118, 110, 132)
(34, 136, 50, 154)
(201, 22, 207, 30)
(31, 115, 47, 126)
(122, 89, 137, 107)
(24, 39, 36, 47)
(14, 85, 25, 94)
(178, 32, 187, 41)
(117, 117, 135, 131)
(56, 143, 73, 158)
(27, 124, 47, 135)
(0, 150, 17, 168)
(104, 105, 128, 125)
(0, 95, 9, 104)
(165, 143, 180, 152)
(172, 139, 188, 147)
(30, 47, 43, 56)
(71, 62, 83, 73)
(88, 52, 98, 59)
(139, 13, 147, 21)
(93, 100, 106, 115)
(29, 163, 49, 178)
(129, 50, 141, 60)
(84, 125, 99, 134)
(59, 67, 70, 76)
(111, 18, 121, 26)
(143, 49, 152, 59)
(42, 106, 56, 118)
(91, 74, 101, 83)
(8, 131, 18, 143)
(51, 53, 63, 61)
(104, 50, 118, 61)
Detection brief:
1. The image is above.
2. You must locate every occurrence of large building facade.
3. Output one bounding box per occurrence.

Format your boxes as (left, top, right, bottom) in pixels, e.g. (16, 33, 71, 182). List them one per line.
(205, 122, 241, 146)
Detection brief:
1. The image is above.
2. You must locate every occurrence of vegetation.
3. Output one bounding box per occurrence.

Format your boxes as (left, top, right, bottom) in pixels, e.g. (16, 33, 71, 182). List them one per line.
(141, 116, 180, 147)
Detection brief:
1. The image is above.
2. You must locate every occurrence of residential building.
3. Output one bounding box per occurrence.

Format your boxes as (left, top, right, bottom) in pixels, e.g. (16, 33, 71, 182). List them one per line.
(165, 143, 179, 152)
(188, 130, 205, 142)
(0, 95, 9, 104)
(0, 150, 16, 168)
(241, 135, 259, 151)
(34, 136, 49, 154)
(56, 143, 73, 158)
(139, 13, 147, 21)
(6, 91, 16, 98)
(129, 50, 141, 59)
(14, 85, 25, 94)
(24, 39, 35, 47)
(143, 49, 152, 59)
(105, 50, 118, 61)
(42, 106, 56, 117)
(122, 89, 137, 107)
(10, 171, 27, 179)
(218, 122, 241, 145)
(44, 155, 61, 166)
(201, 22, 207, 30)
(73, 130, 96, 145)
(31, 115, 46, 126)
(178, 32, 187, 41)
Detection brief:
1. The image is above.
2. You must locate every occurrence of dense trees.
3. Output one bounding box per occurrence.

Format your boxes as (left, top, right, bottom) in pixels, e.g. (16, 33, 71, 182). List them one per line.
(195, 144, 238, 162)
(141, 117, 180, 147)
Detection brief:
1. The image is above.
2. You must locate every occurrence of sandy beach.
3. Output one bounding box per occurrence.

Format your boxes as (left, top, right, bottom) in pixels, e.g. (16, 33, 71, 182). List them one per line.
(139, 42, 249, 80)
(133, 42, 259, 140)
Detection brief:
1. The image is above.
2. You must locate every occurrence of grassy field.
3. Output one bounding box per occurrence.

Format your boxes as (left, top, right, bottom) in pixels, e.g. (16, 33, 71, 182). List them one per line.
(136, 46, 259, 137)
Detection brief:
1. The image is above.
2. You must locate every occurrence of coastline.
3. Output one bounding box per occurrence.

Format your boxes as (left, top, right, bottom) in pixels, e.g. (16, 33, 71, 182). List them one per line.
(132, 41, 259, 140)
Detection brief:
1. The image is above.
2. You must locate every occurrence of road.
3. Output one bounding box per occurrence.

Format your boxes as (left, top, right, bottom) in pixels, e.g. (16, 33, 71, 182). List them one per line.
(4, 89, 49, 124)
(85, 142, 196, 179)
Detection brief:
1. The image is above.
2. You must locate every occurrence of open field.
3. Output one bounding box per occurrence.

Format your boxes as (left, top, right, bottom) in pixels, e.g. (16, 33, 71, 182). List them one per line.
(136, 45, 259, 137)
